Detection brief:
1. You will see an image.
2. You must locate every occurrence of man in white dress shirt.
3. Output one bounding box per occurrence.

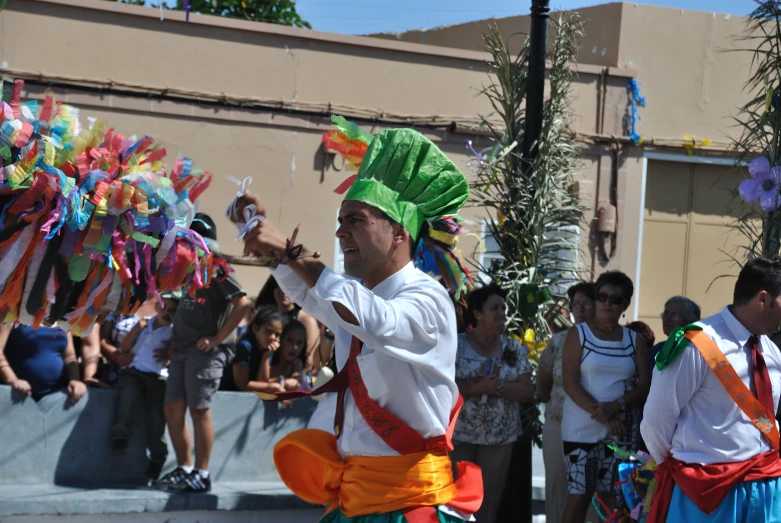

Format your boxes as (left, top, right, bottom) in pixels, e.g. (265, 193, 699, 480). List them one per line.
(236, 125, 483, 522)
(641, 255, 781, 522)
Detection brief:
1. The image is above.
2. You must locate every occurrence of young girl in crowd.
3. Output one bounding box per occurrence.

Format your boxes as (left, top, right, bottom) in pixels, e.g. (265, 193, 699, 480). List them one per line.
(261, 320, 308, 393)
(110, 292, 180, 481)
(230, 307, 286, 393)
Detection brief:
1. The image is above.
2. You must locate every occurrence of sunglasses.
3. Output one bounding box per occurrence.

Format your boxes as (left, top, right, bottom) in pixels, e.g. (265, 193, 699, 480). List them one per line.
(596, 292, 625, 306)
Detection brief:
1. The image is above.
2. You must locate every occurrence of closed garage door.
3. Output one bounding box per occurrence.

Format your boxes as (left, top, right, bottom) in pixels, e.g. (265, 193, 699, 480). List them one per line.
(637, 160, 754, 337)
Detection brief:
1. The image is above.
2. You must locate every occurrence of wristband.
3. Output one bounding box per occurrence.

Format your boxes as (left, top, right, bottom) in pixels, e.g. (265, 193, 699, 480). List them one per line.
(271, 225, 321, 267)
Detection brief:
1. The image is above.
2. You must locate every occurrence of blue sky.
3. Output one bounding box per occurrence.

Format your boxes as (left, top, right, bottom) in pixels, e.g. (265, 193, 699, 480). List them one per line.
(148, 1, 761, 35)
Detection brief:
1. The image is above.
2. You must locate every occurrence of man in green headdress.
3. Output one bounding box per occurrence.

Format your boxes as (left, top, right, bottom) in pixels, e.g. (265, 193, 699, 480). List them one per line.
(236, 125, 483, 522)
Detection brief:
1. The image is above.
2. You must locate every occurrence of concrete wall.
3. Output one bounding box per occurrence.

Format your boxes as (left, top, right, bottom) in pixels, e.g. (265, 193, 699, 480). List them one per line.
(0, 384, 317, 517)
(0, 385, 316, 488)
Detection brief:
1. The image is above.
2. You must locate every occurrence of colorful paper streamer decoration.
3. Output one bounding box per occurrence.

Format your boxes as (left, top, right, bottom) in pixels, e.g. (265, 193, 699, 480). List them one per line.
(627, 79, 646, 145)
(593, 446, 657, 523)
(0, 79, 222, 335)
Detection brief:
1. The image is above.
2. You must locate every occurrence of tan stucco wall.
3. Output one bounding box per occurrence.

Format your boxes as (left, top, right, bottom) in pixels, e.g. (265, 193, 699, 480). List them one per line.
(617, 4, 750, 142)
(370, 3, 755, 145)
(0, 0, 630, 296)
(370, 3, 625, 69)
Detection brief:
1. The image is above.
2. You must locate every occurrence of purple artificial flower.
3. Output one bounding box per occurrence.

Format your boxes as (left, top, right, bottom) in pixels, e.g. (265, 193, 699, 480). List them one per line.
(739, 157, 781, 212)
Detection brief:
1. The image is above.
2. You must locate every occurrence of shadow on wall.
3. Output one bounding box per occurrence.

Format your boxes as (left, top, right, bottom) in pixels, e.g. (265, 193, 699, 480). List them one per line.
(0, 385, 316, 489)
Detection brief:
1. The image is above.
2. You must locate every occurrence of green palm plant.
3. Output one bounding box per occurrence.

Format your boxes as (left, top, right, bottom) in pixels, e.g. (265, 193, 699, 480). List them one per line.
(730, 1, 781, 260)
(469, 13, 586, 445)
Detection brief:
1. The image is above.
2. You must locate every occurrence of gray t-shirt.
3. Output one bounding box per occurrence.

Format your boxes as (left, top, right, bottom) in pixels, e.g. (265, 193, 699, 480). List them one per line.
(172, 272, 245, 349)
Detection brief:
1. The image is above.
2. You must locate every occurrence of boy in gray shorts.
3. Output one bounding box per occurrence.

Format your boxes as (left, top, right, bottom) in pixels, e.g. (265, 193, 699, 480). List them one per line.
(153, 213, 251, 494)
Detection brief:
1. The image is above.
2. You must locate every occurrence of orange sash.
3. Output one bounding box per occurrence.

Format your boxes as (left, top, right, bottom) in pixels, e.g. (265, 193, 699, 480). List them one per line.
(684, 330, 779, 449)
(274, 429, 482, 518)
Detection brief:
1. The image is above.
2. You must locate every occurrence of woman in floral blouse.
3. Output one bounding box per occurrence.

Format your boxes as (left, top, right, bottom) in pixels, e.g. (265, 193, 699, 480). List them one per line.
(537, 282, 595, 523)
(451, 284, 534, 523)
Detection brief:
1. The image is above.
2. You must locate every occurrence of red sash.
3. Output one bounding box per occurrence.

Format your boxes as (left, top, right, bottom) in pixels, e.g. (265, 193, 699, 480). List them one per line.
(647, 451, 781, 523)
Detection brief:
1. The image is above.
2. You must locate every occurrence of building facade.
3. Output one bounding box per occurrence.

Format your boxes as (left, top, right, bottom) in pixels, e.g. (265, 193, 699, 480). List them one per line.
(0, 0, 755, 336)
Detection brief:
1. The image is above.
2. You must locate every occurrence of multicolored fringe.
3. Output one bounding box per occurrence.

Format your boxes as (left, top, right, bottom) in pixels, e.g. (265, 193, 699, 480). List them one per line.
(0, 79, 219, 335)
(414, 217, 472, 299)
(592, 448, 657, 523)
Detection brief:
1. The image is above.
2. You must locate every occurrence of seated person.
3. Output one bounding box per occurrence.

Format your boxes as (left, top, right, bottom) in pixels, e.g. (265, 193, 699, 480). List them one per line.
(97, 312, 141, 388)
(79, 326, 108, 388)
(109, 292, 180, 481)
(259, 319, 308, 394)
(256, 276, 320, 371)
(227, 307, 286, 393)
(0, 324, 86, 403)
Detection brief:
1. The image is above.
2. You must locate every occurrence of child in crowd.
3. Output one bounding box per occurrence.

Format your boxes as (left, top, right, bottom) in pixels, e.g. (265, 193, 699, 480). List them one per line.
(97, 313, 141, 387)
(231, 307, 286, 394)
(262, 319, 308, 393)
(109, 291, 180, 482)
(154, 213, 251, 494)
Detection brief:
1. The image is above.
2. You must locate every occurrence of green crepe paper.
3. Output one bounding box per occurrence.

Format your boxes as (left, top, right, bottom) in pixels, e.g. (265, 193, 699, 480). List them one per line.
(655, 324, 702, 371)
(331, 115, 373, 145)
(62, 177, 76, 198)
(119, 218, 160, 248)
(343, 128, 468, 241)
(68, 254, 91, 282)
(0, 146, 11, 164)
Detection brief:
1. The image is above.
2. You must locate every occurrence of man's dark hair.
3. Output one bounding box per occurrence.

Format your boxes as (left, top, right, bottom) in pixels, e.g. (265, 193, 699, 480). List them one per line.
(377, 210, 417, 257)
(594, 271, 634, 302)
(464, 284, 506, 328)
(567, 282, 596, 303)
(733, 255, 781, 306)
(190, 213, 217, 241)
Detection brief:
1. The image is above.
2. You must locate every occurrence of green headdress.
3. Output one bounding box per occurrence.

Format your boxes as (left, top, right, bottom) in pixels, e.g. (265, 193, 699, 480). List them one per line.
(324, 117, 468, 241)
(322, 116, 474, 298)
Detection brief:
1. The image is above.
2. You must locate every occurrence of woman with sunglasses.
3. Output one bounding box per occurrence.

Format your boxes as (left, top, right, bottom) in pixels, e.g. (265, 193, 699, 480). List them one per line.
(537, 281, 595, 523)
(560, 271, 651, 523)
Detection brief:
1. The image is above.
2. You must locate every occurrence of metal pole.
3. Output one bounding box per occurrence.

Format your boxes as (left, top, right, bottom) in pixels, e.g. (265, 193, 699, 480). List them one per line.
(504, 2, 550, 522)
(523, 0, 551, 160)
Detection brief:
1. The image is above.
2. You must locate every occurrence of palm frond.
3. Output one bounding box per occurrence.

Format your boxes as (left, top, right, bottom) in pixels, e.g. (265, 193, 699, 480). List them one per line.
(471, 14, 587, 447)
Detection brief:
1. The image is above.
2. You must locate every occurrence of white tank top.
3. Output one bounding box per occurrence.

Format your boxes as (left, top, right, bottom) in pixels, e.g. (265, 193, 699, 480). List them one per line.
(561, 323, 637, 443)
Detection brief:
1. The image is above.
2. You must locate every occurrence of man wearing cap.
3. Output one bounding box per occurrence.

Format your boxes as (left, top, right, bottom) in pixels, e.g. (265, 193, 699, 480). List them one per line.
(238, 126, 483, 522)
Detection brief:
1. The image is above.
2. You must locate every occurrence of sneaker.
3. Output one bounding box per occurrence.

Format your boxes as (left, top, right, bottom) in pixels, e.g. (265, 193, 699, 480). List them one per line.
(110, 439, 128, 457)
(169, 470, 211, 494)
(151, 466, 189, 490)
(145, 461, 165, 481)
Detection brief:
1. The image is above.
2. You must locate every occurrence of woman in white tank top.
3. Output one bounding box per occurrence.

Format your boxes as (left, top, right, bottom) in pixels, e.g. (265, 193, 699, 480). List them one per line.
(560, 271, 651, 523)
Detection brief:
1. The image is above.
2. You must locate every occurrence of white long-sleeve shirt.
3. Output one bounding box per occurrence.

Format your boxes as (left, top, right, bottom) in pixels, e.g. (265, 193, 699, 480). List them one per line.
(271, 262, 459, 458)
(641, 307, 781, 466)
